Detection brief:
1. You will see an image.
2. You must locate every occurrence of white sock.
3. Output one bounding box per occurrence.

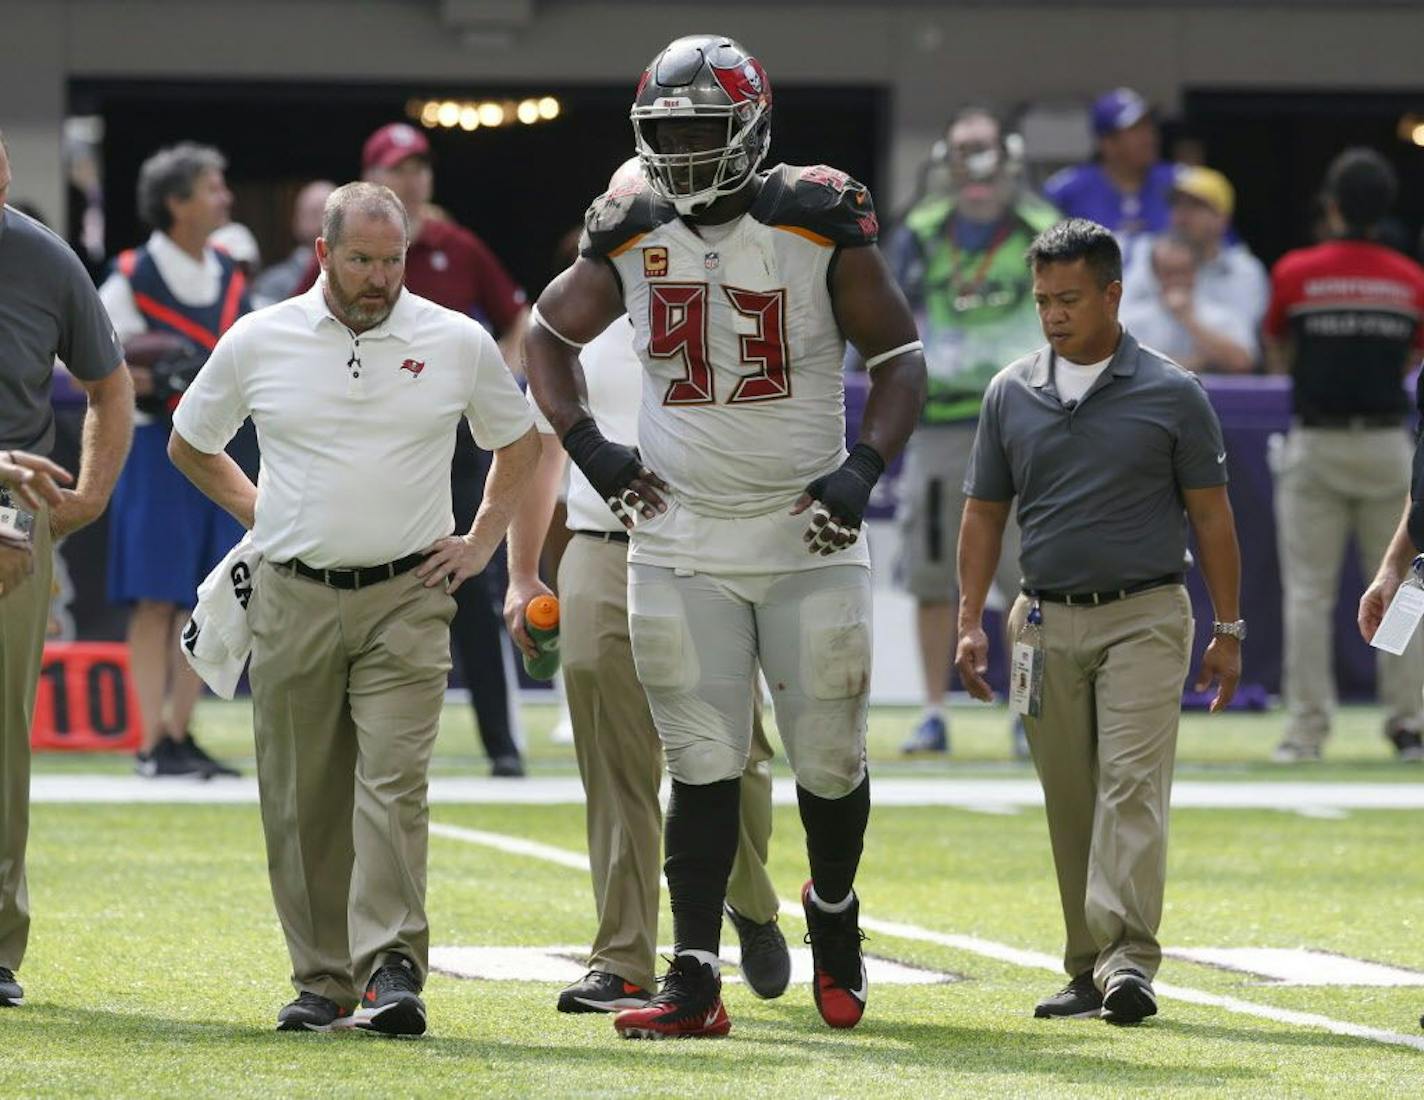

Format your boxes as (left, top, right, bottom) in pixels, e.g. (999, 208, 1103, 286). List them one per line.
(921, 704, 945, 724)
(681, 949, 720, 973)
(809, 885, 856, 914)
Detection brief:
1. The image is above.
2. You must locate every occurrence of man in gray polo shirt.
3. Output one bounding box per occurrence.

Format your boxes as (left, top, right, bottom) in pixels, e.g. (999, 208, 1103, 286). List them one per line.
(0, 129, 134, 1008)
(956, 219, 1242, 1025)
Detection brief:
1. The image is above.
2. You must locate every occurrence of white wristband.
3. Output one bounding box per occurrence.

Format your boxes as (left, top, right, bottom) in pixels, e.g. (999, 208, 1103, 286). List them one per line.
(864, 340, 924, 370)
(530, 304, 587, 350)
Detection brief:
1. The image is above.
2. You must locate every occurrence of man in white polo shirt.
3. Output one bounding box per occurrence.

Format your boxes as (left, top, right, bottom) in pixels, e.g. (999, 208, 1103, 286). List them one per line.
(168, 181, 538, 1037)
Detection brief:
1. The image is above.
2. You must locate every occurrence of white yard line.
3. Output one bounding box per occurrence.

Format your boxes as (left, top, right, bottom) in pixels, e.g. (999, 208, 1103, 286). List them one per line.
(433, 822, 1424, 1055)
(29, 773, 1424, 812)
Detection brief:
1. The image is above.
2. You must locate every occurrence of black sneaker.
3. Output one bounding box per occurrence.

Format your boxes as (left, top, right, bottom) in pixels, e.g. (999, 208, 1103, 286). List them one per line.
(0, 967, 22, 1007)
(612, 955, 730, 1039)
(800, 881, 867, 1029)
(353, 956, 426, 1037)
(177, 732, 240, 778)
(725, 904, 790, 1000)
(490, 754, 525, 778)
(556, 970, 650, 1013)
(135, 735, 205, 778)
(276, 991, 352, 1032)
(1386, 721, 1424, 762)
(1034, 971, 1102, 1019)
(1101, 968, 1157, 1025)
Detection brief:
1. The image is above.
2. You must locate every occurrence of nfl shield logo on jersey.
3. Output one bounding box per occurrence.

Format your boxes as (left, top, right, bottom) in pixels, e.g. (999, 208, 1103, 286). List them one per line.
(704, 252, 720, 271)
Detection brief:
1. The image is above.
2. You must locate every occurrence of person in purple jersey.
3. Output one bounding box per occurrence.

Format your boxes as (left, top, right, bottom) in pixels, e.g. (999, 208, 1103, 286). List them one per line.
(1043, 88, 1179, 252)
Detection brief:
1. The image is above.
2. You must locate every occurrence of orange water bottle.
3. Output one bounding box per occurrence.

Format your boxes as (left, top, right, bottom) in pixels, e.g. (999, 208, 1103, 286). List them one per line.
(523, 595, 561, 680)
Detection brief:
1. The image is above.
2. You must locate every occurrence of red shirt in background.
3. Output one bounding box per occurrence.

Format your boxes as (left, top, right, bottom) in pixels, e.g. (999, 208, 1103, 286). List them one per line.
(1265, 238, 1424, 420)
(296, 216, 525, 334)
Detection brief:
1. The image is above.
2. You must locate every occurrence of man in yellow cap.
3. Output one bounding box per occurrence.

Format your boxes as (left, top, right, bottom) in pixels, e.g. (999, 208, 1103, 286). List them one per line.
(1120, 166, 1268, 373)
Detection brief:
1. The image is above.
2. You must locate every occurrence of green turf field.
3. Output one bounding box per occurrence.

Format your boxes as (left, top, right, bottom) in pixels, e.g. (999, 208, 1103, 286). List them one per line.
(26, 697, 1424, 781)
(7, 701, 1424, 1097)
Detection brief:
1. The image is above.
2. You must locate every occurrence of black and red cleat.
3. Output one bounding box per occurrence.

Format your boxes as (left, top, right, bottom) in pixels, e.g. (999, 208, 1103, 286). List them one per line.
(801, 880, 867, 1029)
(613, 954, 730, 1040)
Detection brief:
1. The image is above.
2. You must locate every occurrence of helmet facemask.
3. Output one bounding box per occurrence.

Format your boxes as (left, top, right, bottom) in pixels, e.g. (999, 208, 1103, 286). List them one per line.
(632, 100, 770, 216)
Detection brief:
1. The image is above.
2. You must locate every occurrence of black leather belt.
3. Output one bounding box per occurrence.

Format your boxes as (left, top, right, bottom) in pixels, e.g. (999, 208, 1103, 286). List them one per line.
(277, 552, 426, 590)
(574, 529, 630, 544)
(1024, 573, 1183, 607)
(1298, 413, 1402, 429)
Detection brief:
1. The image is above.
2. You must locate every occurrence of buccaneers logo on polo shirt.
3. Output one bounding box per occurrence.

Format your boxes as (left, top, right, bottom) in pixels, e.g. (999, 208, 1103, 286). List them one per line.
(400, 359, 426, 376)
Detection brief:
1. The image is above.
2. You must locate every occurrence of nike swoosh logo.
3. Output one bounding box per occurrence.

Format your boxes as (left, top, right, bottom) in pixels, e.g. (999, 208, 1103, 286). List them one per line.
(850, 965, 868, 1003)
(1216, 451, 1227, 463)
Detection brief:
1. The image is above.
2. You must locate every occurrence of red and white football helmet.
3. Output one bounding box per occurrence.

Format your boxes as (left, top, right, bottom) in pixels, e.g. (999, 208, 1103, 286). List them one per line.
(630, 34, 772, 216)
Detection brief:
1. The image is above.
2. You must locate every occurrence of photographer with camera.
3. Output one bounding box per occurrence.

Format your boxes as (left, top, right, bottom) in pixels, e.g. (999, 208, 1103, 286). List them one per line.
(99, 142, 251, 778)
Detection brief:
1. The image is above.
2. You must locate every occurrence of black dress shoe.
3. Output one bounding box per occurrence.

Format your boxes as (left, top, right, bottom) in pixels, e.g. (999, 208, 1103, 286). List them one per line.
(1034, 970, 1102, 1018)
(490, 754, 525, 778)
(1102, 968, 1157, 1025)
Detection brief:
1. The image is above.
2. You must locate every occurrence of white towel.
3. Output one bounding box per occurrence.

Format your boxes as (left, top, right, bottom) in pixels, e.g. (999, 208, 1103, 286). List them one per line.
(180, 534, 262, 699)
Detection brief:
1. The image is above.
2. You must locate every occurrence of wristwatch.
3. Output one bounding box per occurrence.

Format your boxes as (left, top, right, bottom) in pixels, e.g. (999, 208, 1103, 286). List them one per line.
(1212, 619, 1247, 641)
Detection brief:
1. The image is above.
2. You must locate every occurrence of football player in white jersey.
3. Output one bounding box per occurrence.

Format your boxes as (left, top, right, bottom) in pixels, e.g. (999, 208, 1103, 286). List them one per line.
(524, 34, 927, 1040)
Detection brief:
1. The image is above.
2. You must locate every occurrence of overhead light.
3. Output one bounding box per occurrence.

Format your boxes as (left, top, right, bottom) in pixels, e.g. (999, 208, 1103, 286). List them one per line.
(1396, 113, 1424, 145)
(409, 93, 563, 133)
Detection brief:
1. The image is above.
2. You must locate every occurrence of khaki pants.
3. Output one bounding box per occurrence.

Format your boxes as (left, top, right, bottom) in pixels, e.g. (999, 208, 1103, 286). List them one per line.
(559, 534, 779, 992)
(1275, 426, 1422, 749)
(248, 559, 455, 1007)
(897, 423, 1023, 605)
(1007, 584, 1193, 986)
(0, 505, 51, 972)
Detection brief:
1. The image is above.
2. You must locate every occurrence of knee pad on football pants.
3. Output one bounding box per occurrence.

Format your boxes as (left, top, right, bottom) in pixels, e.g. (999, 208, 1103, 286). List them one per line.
(786, 714, 867, 799)
(662, 732, 749, 787)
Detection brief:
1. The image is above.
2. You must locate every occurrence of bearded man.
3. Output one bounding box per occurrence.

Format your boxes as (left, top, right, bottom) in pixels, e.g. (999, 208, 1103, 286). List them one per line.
(168, 180, 539, 1036)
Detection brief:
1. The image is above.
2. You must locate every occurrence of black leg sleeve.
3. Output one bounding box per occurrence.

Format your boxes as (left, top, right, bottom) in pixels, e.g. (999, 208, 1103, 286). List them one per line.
(797, 774, 870, 906)
(664, 777, 741, 955)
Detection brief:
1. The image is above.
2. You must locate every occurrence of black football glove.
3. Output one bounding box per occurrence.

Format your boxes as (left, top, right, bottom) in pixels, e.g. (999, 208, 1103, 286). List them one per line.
(801, 443, 885, 555)
(561, 417, 652, 525)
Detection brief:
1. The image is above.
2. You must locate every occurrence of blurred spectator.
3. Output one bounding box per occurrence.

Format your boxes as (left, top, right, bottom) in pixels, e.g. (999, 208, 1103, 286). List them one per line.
(313, 122, 531, 777)
(208, 221, 260, 278)
(1044, 88, 1177, 250)
(99, 142, 249, 779)
(883, 106, 1058, 758)
(295, 126, 527, 360)
(251, 179, 333, 308)
(1120, 167, 1267, 373)
(1265, 147, 1424, 762)
(1120, 237, 1251, 372)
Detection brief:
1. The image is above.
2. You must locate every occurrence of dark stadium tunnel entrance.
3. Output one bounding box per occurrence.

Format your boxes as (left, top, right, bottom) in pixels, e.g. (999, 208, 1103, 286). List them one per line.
(71, 78, 888, 298)
(1183, 88, 1424, 269)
